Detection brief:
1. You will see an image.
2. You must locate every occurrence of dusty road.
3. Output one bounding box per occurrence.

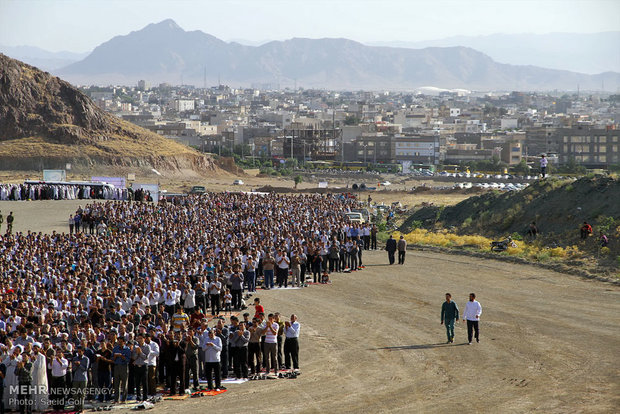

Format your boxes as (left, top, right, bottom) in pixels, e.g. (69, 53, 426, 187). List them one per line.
(2, 201, 619, 413)
(155, 250, 618, 414)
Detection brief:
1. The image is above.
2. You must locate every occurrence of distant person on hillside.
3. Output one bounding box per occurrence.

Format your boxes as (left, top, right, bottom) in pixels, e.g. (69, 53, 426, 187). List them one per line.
(397, 235, 407, 264)
(599, 234, 609, 248)
(463, 293, 482, 345)
(540, 154, 548, 178)
(527, 222, 538, 239)
(441, 293, 459, 344)
(580, 222, 593, 240)
(68, 214, 74, 235)
(385, 235, 397, 265)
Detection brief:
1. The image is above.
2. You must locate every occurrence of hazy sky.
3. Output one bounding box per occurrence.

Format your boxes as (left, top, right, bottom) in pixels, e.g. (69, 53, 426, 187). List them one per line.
(1, 0, 618, 52)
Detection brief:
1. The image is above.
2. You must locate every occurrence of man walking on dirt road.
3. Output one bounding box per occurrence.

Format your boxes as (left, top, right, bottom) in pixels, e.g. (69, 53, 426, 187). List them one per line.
(463, 293, 482, 345)
(385, 235, 397, 265)
(441, 293, 459, 343)
(397, 236, 407, 264)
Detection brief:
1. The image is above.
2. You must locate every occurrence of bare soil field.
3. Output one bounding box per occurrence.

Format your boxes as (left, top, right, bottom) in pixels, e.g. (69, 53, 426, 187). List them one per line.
(4, 201, 620, 413)
(0, 168, 472, 213)
(144, 252, 620, 414)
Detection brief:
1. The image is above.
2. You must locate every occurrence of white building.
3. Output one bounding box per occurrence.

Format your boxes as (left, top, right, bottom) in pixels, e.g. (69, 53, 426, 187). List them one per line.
(393, 135, 441, 165)
(393, 108, 429, 128)
(173, 99, 195, 112)
(500, 118, 519, 130)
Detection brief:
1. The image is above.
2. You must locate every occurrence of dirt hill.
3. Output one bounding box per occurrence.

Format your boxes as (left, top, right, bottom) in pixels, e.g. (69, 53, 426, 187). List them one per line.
(0, 53, 220, 173)
(401, 176, 620, 243)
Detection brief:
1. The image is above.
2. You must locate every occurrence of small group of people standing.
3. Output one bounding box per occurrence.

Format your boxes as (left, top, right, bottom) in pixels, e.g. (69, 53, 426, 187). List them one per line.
(441, 293, 482, 345)
(0, 210, 14, 234)
(385, 235, 407, 265)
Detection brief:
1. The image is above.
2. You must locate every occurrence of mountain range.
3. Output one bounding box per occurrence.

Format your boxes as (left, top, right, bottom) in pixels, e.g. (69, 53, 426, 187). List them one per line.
(48, 20, 620, 91)
(368, 32, 620, 75)
(0, 44, 89, 72)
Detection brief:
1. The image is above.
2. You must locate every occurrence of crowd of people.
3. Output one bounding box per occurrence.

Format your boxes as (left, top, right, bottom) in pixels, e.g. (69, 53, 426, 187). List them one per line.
(0, 192, 368, 411)
(0, 183, 142, 202)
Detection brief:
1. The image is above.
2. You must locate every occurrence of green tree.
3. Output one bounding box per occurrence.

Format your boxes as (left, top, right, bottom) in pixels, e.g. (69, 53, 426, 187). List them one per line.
(284, 158, 298, 169)
(294, 175, 303, 189)
(513, 159, 530, 175)
(558, 157, 586, 175)
(233, 144, 252, 158)
(344, 115, 360, 125)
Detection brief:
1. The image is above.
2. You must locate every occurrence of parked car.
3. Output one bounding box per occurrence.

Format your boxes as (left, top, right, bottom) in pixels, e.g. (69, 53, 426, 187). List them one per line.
(351, 208, 371, 223)
(189, 186, 206, 194)
(233, 179, 244, 185)
(345, 212, 365, 224)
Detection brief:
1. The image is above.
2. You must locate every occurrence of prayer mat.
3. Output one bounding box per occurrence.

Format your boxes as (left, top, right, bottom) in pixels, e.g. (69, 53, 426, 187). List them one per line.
(191, 389, 227, 397)
(163, 394, 189, 400)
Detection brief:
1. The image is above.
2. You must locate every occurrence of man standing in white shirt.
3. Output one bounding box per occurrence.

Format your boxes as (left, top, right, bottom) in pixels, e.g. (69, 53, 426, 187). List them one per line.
(145, 333, 159, 397)
(540, 154, 548, 178)
(49, 349, 69, 410)
(264, 314, 279, 375)
(463, 293, 482, 345)
(202, 329, 223, 391)
(284, 314, 300, 371)
(276, 250, 290, 288)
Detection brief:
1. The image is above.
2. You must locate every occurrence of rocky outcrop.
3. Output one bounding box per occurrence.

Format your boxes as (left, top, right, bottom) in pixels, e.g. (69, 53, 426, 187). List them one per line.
(0, 53, 220, 173)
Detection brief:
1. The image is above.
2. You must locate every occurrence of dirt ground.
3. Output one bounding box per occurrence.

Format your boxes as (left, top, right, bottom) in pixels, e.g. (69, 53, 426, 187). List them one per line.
(2, 200, 619, 413)
(0, 169, 473, 212)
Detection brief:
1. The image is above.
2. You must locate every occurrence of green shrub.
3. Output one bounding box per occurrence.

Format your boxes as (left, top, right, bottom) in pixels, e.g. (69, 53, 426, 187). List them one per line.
(410, 220, 423, 230)
(462, 217, 473, 228)
(597, 216, 617, 234)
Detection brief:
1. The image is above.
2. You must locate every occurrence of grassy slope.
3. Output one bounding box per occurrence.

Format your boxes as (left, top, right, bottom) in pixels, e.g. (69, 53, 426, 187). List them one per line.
(402, 177, 620, 238)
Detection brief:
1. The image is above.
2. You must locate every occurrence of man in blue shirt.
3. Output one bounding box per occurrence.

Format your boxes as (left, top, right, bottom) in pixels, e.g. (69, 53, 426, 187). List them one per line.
(112, 337, 131, 403)
(72, 346, 90, 411)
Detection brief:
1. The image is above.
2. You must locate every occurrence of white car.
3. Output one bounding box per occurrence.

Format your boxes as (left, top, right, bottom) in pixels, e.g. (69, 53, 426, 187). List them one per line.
(381, 181, 391, 186)
(233, 179, 244, 185)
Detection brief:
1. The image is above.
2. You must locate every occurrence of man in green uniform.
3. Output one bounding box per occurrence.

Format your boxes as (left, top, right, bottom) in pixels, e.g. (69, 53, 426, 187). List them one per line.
(440, 293, 459, 343)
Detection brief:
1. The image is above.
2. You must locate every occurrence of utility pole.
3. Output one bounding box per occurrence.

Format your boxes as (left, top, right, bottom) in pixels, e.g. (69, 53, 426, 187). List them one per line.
(374, 141, 377, 164)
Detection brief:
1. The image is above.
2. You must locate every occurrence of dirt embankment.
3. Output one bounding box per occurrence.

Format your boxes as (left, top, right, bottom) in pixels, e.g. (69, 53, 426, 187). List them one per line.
(402, 176, 620, 237)
(400, 176, 620, 275)
(0, 53, 223, 176)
